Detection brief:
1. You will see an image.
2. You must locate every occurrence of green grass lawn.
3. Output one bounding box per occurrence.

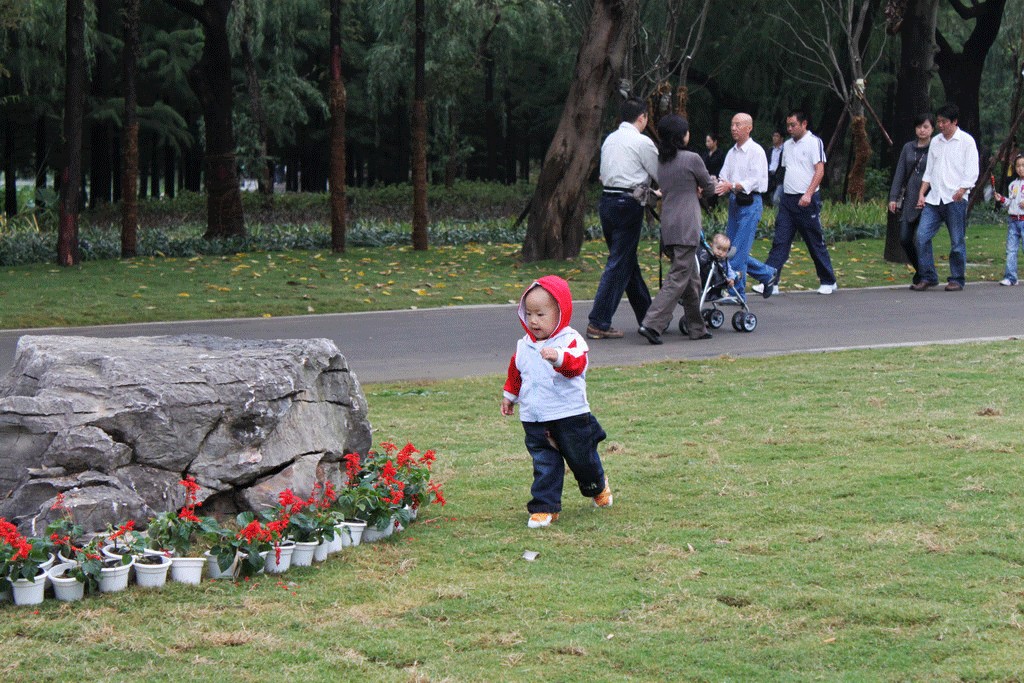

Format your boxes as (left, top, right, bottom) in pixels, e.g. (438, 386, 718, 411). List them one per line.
(0, 223, 1008, 329)
(4, 343, 1023, 681)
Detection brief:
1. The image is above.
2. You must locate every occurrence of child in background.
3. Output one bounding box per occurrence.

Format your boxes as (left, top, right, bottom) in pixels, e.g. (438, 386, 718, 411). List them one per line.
(994, 155, 1024, 286)
(501, 275, 613, 528)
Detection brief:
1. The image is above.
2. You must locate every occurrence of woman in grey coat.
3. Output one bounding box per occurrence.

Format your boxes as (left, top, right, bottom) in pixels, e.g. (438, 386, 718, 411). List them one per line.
(638, 114, 717, 345)
(888, 113, 934, 286)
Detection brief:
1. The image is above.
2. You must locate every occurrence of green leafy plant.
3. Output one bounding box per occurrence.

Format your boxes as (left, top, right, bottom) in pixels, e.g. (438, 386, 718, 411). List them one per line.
(146, 476, 204, 555)
(44, 492, 82, 560)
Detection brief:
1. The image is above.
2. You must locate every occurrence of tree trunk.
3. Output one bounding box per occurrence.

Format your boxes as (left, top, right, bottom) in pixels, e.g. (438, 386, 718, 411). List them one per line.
(150, 134, 161, 197)
(121, 0, 140, 258)
(165, 0, 245, 238)
(58, 0, 86, 267)
(935, 0, 1007, 135)
(89, 0, 115, 209)
(240, 11, 272, 197)
(329, 0, 347, 253)
(893, 0, 938, 146)
(522, 0, 639, 262)
(846, 114, 871, 201)
(411, 0, 428, 251)
(4, 117, 16, 216)
(164, 145, 175, 199)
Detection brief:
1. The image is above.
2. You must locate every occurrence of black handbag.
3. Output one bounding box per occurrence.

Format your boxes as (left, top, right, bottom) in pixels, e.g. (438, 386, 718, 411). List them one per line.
(735, 191, 755, 206)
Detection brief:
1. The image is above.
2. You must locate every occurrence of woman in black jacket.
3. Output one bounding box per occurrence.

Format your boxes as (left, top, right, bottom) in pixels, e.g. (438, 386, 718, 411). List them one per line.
(888, 113, 935, 286)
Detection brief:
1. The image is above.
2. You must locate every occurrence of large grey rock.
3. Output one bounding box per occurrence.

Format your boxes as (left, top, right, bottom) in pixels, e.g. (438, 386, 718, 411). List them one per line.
(0, 334, 372, 533)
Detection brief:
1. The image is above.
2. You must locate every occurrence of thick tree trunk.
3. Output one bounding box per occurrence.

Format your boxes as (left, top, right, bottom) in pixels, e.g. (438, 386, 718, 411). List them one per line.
(893, 0, 938, 145)
(121, 0, 140, 258)
(58, 0, 86, 267)
(89, 0, 115, 208)
(935, 0, 1007, 135)
(166, 0, 245, 238)
(329, 0, 347, 253)
(411, 0, 428, 251)
(523, 0, 639, 262)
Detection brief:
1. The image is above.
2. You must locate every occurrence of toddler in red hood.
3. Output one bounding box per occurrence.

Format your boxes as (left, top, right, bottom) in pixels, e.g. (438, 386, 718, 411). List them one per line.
(501, 275, 613, 528)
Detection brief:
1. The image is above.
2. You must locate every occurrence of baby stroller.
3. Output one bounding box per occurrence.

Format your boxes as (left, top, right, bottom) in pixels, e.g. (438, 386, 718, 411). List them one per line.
(678, 234, 758, 335)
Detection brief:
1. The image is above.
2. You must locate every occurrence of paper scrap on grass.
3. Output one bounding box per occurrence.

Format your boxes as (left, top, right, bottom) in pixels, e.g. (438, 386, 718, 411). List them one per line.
(522, 550, 539, 561)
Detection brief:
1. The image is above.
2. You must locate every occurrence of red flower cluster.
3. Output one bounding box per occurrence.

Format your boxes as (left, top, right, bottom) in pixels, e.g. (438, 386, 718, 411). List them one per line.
(237, 519, 274, 544)
(178, 475, 203, 523)
(428, 482, 447, 507)
(0, 518, 32, 561)
(343, 452, 362, 486)
(107, 520, 135, 543)
(313, 481, 336, 509)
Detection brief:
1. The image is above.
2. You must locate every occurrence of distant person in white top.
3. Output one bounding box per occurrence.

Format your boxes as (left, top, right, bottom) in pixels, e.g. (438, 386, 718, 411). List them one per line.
(993, 154, 1024, 286)
(712, 113, 778, 300)
(587, 99, 659, 340)
(764, 110, 838, 295)
(911, 103, 980, 292)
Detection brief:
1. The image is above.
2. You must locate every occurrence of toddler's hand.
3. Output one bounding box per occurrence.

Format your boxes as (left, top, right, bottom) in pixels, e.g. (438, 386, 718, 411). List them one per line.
(539, 347, 558, 364)
(501, 397, 515, 416)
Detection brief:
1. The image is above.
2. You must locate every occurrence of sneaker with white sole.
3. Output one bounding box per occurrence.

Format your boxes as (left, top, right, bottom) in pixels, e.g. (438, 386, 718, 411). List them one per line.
(817, 283, 838, 294)
(999, 278, 1017, 286)
(593, 478, 613, 508)
(527, 512, 558, 528)
(751, 283, 764, 294)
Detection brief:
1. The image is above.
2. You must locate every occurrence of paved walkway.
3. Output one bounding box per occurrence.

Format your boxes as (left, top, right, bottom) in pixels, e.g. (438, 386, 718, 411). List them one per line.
(2, 284, 1022, 384)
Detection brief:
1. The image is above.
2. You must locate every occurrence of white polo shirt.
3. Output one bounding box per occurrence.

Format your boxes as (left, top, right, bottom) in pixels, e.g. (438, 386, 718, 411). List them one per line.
(782, 131, 826, 194)
(719, 138, 768, 193)
(599, 122, 659, 188)
(921, 127, 979, 205)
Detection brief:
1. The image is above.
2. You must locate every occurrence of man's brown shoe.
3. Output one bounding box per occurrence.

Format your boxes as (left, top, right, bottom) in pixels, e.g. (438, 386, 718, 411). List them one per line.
(909, 281, 937, 291)
(944, 282, 963, 291)
(586, 324, 624, 339)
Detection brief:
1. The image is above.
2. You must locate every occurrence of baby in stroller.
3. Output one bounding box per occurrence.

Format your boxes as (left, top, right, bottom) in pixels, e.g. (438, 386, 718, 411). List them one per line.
(681, 232, 759, 334)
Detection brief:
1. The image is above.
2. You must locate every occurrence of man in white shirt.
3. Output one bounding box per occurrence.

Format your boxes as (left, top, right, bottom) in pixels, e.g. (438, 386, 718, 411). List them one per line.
(911, 103, 980, 292)
(764, 110, 838, 295)
(587, 99, 659, 339)
(713, 113, 778, 299)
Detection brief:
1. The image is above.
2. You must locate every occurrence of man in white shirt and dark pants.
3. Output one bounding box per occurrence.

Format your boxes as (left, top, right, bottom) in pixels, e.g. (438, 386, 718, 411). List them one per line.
(911, 103, 980, 292)
(765, 110, 838, 295)
(587, 99, 659, 339)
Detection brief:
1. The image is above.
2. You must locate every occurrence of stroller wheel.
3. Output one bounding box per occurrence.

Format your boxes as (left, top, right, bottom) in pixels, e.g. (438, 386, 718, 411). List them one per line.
(678, 317, 689, 336)
(706, 309, 725, 329)
(731, 311, 744, 331)
(732, 311, 757, 332)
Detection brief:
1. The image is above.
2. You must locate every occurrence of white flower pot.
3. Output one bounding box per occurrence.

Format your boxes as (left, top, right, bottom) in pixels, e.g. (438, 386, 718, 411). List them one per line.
(11, 569, 47, 606)
(47, 562, 85, 602)
(204, 550, 239, 580)
(338, 519, 366, 547)
(263, 542, 295, 574)
(134, 554, 172, 588)
(99, 557, 134, 593)
(361, 518, 395, 543)
(169, 556, 206, 585)
(313, 540, 331, 562)
(290, 540, 318, 567)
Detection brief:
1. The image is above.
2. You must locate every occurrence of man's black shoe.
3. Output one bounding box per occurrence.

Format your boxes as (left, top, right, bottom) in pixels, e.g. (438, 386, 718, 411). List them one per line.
(638, 326, 663, 345)
(762, 271, 780, 299)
